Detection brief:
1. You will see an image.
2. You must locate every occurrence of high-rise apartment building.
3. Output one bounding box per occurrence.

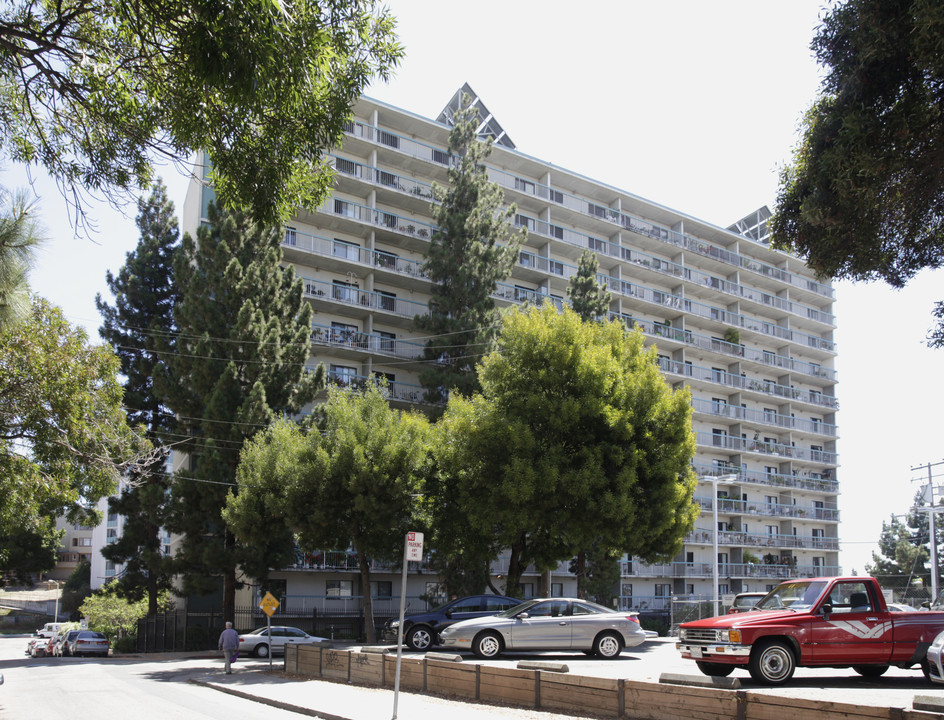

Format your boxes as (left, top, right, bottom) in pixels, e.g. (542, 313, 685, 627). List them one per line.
(183, 85, 839, 614)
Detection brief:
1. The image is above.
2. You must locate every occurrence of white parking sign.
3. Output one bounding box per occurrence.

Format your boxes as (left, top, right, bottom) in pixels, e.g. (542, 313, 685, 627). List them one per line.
(406, 531, 424, 561)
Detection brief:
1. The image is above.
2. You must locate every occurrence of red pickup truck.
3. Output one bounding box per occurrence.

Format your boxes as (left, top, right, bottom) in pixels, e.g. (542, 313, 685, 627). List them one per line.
(676, 576, 944, 685)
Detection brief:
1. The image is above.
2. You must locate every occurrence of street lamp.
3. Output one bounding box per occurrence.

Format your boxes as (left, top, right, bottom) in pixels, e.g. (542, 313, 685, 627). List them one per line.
(702, 473, 738, 616)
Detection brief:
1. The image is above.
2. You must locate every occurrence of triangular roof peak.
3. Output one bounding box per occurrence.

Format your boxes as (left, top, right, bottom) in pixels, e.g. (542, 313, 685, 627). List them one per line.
(437, 83, 516, 149)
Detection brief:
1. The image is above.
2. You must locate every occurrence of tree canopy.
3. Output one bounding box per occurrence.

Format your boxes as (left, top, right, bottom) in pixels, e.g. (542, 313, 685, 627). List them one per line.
(226, 384, 431, 643)
(415, 97, 525, 403)
(158, 201, 316, 620)
(429, 303, 698, 597)
(771, 0, 944, 289)
(0, 297, 147, 582)
(0, 0, 403, 227)
(96, 181, 179, 612)
(0, 185, 43, 329)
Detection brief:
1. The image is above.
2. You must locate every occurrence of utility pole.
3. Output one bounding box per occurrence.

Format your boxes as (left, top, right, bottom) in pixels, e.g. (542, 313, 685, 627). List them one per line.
(911, 460, 944, 605)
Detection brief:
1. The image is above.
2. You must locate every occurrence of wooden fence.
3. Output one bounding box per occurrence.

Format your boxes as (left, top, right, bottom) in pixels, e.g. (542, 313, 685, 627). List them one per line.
(283, 645, 942, 720)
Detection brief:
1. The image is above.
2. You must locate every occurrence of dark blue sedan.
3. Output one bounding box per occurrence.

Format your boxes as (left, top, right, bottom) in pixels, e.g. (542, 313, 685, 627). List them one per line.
(383, 594, 521, 650)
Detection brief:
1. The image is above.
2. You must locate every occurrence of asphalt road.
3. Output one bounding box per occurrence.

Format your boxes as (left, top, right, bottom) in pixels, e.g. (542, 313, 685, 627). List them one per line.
(0, 635, 302, 720)
(3, 633, 944, 717)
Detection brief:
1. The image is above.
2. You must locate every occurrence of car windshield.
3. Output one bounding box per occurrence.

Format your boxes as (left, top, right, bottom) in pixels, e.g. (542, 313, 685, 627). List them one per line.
(755, 581, 827, 611)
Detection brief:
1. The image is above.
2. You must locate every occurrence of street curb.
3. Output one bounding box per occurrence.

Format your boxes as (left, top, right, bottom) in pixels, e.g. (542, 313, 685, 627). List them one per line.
(189, 675, 355, 720)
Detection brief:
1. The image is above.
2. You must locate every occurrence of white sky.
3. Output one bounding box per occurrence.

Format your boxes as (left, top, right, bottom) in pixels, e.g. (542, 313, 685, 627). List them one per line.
(5, 0, 944, 575)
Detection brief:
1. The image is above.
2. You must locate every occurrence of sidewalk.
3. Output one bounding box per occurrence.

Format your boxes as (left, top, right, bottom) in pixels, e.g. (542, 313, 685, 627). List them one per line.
(190, 667, 602, 720)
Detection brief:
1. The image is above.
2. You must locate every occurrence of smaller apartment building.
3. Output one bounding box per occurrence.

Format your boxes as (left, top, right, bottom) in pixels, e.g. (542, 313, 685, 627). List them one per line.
(180, 85, 840, 617)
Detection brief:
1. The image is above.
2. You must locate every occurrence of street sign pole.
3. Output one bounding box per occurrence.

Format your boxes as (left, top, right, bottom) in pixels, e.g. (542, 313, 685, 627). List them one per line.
(392, 531, 423, 720)
(259, 591, 280, 672)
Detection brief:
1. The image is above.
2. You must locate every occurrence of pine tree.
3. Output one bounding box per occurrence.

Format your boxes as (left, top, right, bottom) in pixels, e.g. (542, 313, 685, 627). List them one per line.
(415, 97, 526, 403)
(567, 250, 611, 322)
(0, 185, 43, 330)
(159, 202, 317, 623)
(95, 180, 178, 614)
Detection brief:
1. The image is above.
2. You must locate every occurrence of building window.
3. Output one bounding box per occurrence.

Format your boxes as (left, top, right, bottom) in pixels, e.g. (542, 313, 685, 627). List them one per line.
(654, 584, 671, 597)
(432, 149, 449, 165)
(284, 226, 297, 246)
(327, 580, 353, 597)
(329, 365, 357, 387)
(551, 583, 563, 596)
(514, 177, 535, 194)
(332, 280, 358, 302)
(377, 331, 396, 353)
(371, 581, 392, 599)
(588, 237, 605, 252)
(378, 129, 399, 148)
(333, 239, 360, 261)
(521, 583, 534, 599)
(515, 214, 535, 231)
(378, 290, 396, 312)
(105, 561, 116, 578)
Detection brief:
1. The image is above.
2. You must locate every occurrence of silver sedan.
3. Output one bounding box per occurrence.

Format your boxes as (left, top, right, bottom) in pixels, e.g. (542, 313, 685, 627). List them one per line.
(438, 598, 647, 659)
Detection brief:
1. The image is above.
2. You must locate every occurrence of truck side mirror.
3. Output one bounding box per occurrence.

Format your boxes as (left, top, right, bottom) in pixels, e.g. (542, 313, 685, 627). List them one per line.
(821, 603, 832, 615)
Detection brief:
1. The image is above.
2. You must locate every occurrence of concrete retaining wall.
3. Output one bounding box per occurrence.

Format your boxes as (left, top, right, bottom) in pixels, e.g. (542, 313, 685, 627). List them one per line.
(283, 645, 940, 720)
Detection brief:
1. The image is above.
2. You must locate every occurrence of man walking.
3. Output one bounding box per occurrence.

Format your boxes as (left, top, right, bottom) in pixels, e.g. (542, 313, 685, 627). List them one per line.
(218, 621, 240, 674)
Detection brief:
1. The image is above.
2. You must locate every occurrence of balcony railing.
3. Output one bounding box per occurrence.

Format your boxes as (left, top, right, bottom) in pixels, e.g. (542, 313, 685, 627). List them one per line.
(284, 229, 429, 280)
(311, 323, 428, 362)
(685, 528, 840, 551)
(657, 356, 839, 410)
(697, 431, 837, 465)
(691, 397, 836, 436)
(300, 276, 428, 319)
(621, 561, 841, 580)
(324, 371, 431, 405)
(693, 464, 837, 494)
(694, 495, 840, 522)
(331, 154, 436, 202)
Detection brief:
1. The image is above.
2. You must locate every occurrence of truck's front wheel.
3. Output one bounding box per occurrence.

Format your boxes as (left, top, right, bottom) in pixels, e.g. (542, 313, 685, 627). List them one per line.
(748, 640, 796, 685)
(696, 661, 734, 677)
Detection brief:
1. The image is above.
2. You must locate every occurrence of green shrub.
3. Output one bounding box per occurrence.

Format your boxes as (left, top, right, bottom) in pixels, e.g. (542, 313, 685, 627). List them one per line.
(113, 635, 137, 653)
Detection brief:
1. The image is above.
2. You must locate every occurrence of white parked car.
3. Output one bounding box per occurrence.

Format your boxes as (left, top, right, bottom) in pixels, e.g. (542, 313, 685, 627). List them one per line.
(926, 628, 944, 683)
(238, 626, 327, 658)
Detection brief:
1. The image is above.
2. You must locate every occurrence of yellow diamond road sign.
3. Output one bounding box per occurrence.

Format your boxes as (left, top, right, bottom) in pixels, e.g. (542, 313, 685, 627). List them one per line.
(260, 591, 280, 617)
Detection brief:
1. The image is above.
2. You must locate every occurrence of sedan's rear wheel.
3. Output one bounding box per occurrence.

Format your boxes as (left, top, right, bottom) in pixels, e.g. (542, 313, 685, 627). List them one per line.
(254, 643, 269, 658)
(593, 632, 623, 659)
(472, 631, 503, 659)
(853, 664, 889, 678)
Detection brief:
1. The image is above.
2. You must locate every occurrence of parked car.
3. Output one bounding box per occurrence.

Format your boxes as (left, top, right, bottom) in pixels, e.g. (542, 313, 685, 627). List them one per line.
(888, 602, 919, 612)
(727, 592, 767, 614)
(238, 626, 327, 658)
(35, 622, 63, 638)
(68, 631, 110, 657)
(382, 594, 522, 651)
(29, 636, 55, 657)
(53, 630, 82, 657)
(927, 628, 944, 683)
(677, 576, 944, 685)
(438, 598, 647, 659)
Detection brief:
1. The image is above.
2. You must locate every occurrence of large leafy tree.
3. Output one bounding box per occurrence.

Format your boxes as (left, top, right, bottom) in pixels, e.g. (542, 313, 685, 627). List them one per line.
(95, 181, 178, 613)
(0, 184, 42, 329)
(0, 0, 402, 226)
(431, 304, 698, 598)
(771, 0, 944, 291)
(415, 97, 526, 403)
(226, 384, 431, 643)
(159, 202, 316, 622)
(0, 298, 146, 583)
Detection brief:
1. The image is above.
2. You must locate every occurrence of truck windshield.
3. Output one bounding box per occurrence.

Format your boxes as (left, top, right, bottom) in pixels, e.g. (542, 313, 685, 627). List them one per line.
(755, 581, 828, 611)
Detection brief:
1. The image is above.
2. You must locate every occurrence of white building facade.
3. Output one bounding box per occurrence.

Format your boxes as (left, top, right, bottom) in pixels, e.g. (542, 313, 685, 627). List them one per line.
(183, 86, 839, 616)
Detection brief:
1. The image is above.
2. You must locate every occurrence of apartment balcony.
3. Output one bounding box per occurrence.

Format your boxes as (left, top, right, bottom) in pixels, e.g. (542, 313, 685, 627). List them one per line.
(693, 464, 837, 495)
(300, 276, 428, 329)
(697, 431, 838, 466)
(283, 230, 430, 293)
(686, 529, 840, 551)
(311, 323, 428, 363)
(691, 397, 836, 437)
(308, 196, 436, 253)
(331, 154, 436, 216)
(344, 118, 834, 302)
(621, 560, 841, 580)
(324, 371, 432, 406)
(284, 548, 431, 574)
(657, 356, 839, 411)
(693, 495, 839, 523)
